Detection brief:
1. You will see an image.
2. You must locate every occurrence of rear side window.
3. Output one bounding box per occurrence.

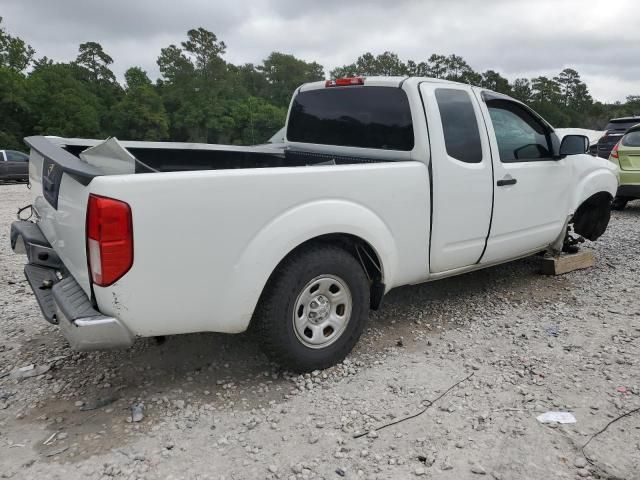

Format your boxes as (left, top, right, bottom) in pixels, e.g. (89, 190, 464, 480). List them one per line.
(621, 130, 640, 147)
(435, 88, 482, 163)
(6, 151, 28, 162)
(287, 86, 414, 151)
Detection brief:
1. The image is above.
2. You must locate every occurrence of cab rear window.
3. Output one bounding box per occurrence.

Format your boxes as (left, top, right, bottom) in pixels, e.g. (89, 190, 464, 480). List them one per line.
(287, 86, 414, 151)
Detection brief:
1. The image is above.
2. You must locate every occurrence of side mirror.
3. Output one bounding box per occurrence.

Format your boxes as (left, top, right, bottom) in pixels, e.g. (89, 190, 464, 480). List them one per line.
(559, 135, 589, 156)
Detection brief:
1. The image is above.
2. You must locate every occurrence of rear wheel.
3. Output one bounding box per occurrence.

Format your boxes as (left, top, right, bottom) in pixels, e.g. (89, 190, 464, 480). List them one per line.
(611, 197, 629, 211)
(253, 244, 370, 372)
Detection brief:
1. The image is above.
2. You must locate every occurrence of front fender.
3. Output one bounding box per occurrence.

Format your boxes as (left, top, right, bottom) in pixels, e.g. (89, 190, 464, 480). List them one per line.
(571, 157, 618, 211)
(230, 199, 398, 330)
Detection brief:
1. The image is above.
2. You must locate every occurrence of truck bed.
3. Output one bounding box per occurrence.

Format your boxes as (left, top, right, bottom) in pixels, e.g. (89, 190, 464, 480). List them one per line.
(30, 136, 390, 180)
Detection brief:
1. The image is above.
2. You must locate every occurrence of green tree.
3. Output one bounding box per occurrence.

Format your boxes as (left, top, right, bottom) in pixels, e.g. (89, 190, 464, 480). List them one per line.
(531, 76, 562, 104)
(125, 66, 152, 89)
(260, 52, 324, 107)
(3, 17, 640, 145)
(75, 41, 116, 84)
(0, 17, 35, 71)
(157, 28, 232, 142)
(111, 68, 168, 140)
(181, 27, 226, 79)
(330, 51, 406, 78)
(426, 54, 448, 79)
(222, 96, 286, 145)
(329, 63, 358, 79)
(26, 63, 101, 137)
(423, 54, 481, 85)
(442, 54, 481, 84)
(481, 70, 511, 94)
(0, 67, 30, 149)
(158, 44, 195, 83)
(529, 76, 567, 125)
(405, 60, 430, 77)
(226, 63, 268, 98)
(553, 68, 593, 114)
(511, 78, 532, 102)
(74, 42, 122, 135)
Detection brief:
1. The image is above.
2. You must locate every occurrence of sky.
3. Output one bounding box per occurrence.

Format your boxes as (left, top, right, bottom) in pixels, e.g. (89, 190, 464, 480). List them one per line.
(1, 0, 638, 103)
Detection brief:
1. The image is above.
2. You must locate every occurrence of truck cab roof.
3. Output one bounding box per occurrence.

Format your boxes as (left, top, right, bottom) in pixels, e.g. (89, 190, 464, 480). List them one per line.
(299, 76, 460, 92)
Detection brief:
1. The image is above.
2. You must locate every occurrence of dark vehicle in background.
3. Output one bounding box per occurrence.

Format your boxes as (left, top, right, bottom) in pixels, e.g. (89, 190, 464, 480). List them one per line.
(0, 150, 29, 182)
(597, 117, 640, 158)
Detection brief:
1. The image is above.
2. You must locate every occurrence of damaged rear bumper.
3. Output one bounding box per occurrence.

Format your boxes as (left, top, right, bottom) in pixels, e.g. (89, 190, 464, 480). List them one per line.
(11, 220, 134, 350)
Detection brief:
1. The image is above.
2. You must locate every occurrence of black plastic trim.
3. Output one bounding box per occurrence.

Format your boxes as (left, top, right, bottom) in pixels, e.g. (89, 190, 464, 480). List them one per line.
(11, 220, 63, 268)
(617, 185, 640, 198)
(497, 178, 517, 186)
(417, 82, 434, 273)
(52, 276, 102, 321)
(480, 91, 554, 134)
(24, 264, 59, 324)
(10, 220, 49, 250)
(472, 88, 496, 265)
(284, 150, 387, 165)
(24, 136, 103, 186)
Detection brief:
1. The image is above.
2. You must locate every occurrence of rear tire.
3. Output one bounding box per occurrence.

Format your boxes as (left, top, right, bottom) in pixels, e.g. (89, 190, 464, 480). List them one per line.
(611, 197, 628, 211)
(253, 244, 370, 372)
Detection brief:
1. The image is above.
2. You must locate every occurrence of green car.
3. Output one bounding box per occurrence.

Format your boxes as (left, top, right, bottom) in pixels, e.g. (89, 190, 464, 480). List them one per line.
(610, 123, 640, 210)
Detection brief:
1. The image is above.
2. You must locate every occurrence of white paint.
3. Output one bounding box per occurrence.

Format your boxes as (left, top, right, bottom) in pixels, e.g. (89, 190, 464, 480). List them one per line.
(27, 77, 618, 340)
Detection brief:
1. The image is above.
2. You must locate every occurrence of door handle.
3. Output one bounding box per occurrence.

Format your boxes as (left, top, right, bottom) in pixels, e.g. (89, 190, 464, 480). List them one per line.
(497, 177, 517, 187)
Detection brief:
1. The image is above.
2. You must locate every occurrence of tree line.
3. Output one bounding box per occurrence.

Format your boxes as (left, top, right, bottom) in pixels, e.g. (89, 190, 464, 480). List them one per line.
(1, 18, 639, 151)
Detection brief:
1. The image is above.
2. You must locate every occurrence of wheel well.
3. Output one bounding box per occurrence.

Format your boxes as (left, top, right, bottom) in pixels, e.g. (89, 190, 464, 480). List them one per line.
(571, 191, 613, 241)
(267, 233, 385, 311)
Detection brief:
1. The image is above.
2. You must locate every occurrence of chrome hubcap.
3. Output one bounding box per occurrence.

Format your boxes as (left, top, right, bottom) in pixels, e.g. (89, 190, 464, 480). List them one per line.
(293, 275, 353, 349)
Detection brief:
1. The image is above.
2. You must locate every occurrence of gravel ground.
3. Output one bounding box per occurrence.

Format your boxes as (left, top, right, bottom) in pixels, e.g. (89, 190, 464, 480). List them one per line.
(0, 183, 639, 480)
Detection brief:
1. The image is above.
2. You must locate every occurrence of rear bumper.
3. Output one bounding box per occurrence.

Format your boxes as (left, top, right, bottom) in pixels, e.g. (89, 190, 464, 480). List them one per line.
(617, 184, 640, 199)
(56, 299, 134, 351)
(11, 220, 134, 350)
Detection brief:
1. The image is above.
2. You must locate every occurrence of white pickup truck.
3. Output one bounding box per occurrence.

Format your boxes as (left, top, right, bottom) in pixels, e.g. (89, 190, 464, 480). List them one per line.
(11, 76, 618, 372)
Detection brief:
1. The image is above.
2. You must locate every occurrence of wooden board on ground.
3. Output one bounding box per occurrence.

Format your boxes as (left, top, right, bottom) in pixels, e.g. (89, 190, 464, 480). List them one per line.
(540, 249, 594, 275)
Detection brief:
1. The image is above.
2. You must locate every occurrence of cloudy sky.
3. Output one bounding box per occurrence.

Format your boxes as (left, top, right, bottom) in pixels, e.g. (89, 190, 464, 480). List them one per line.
(2, 0, 639, 102)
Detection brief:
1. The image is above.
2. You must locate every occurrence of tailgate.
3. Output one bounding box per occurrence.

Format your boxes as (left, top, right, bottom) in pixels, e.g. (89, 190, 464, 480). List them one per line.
(618, 149, 640, 171)
(25, 136, 104, 296)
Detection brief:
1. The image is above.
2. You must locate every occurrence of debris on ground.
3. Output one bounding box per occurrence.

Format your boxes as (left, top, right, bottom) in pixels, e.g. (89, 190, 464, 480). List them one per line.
(129, 403, 144, 423)
(81, 396, 116, 411)
(536, 411, 577, 424)
(9, 364, 50, 380)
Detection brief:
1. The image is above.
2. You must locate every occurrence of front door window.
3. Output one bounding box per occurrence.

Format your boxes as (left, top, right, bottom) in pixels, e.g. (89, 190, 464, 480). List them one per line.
(487, 100, 552, 163)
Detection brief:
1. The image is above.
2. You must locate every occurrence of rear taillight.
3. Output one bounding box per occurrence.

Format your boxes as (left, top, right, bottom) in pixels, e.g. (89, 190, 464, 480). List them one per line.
(325, 77, 365, 87)
(86, 194, 133, 287)
(610, 142, 620, 159)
